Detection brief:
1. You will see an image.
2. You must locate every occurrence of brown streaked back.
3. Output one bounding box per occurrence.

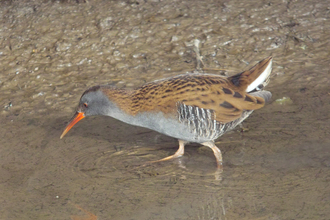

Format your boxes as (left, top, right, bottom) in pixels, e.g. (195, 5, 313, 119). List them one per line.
(131, 73, 267, 123)
(100, 57, 272, 124)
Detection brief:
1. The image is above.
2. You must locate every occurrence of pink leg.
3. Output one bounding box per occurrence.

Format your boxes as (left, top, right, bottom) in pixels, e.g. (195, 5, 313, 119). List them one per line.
(202, 141, 223, 169)
(151, 140, 186, 163)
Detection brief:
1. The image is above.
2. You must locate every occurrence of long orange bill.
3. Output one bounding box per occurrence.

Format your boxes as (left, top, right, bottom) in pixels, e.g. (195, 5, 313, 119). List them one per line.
(60, 112, 85, 139)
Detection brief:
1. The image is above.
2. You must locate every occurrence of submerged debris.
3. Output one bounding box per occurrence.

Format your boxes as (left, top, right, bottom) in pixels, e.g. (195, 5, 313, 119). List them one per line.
(275, 97, 293, 105)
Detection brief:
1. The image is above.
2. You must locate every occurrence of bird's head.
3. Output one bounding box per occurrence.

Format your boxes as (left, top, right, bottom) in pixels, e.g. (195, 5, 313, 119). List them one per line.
(60, 86, 110, 139)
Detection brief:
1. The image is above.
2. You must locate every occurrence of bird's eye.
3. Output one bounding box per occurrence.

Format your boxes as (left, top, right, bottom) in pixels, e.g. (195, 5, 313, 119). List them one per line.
(83, 103, 88, 108)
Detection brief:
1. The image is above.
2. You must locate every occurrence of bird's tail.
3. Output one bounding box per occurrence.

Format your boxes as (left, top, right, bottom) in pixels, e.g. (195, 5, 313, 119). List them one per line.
(228, 57, 273, 92)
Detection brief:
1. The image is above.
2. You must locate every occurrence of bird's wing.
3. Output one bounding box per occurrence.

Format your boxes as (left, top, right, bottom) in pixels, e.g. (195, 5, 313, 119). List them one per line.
(177, 83, 267, 123)
(136, 74, 267, 123)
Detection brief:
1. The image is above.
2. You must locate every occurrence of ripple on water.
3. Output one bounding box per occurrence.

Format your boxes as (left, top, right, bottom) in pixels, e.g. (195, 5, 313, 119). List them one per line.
(64, 132, 329, 211)
(66, 139, 225, 190)
(67, 142, 189, 179)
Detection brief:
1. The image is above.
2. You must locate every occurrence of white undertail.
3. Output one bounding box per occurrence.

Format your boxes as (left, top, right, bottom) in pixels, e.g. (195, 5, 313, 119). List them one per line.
(246, 59, 272, 93)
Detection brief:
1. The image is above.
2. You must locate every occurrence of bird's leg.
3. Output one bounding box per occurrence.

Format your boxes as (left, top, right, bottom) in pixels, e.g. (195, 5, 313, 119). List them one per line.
(150, 140, 186, 163)
(202, 141, 223, 169)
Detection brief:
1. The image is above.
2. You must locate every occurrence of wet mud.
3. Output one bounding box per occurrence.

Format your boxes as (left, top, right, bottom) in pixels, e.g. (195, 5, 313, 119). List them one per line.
(0, 0, 330, 219)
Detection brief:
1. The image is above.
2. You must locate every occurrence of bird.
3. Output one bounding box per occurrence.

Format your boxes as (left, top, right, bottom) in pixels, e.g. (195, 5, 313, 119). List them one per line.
(60, 57, 273, 169)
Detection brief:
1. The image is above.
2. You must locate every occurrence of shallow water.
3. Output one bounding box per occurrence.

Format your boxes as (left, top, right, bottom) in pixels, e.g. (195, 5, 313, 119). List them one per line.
(1, 0, 330, 219)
